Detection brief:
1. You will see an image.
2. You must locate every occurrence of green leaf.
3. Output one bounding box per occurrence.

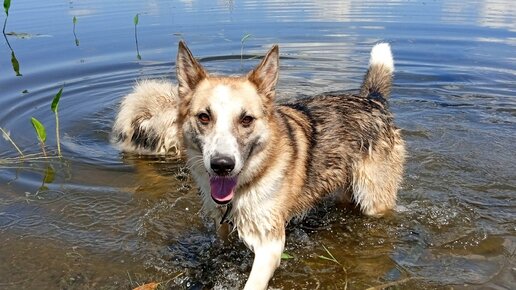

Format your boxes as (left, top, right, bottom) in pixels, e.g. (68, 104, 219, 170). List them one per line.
(30, 117, 46, 143)
(281, 252, 294, 260)
(4, 0, 10, 16)
(73, 16, 77, 25)
(133, 13, 139, 25)
(51, 87, 63, 113)
(11, 51, 22, 76)
(241, 33, 252, 44)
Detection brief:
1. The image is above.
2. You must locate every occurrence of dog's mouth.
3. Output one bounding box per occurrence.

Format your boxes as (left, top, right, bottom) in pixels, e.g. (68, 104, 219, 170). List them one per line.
(209, 176, 238, 204)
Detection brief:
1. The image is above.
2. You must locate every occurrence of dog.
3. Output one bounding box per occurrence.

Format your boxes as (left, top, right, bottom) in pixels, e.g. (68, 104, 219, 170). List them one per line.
(112, 41, 405, 289)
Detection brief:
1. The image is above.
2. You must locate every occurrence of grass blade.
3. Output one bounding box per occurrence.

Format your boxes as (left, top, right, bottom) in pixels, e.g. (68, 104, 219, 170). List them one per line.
(318, 255, 337, 262)
(240, 33, 252, 66)
(281, 252, 294, 260)
(241, 33, 252, 44)
(322, 244, 338, 263)
(0, 126, 24, 156)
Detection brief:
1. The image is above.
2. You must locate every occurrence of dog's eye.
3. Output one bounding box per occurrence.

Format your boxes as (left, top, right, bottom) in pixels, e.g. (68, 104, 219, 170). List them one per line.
(198, 113, 210, 124)
(241, 115, 254, 126)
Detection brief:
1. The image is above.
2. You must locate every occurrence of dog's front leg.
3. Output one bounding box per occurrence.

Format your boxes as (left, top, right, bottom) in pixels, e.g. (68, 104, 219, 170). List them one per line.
(243, 234, 285, 290)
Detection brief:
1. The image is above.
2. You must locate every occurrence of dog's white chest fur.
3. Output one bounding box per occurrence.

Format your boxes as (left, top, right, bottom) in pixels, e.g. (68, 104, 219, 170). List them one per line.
(192, 164, 284, 250)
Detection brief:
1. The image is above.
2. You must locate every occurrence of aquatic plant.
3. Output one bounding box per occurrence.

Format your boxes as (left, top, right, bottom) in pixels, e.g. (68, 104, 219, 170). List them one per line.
(240, 33, 252, 65)
(51, 86, 63, 156)
(1, 86, 64, 164)
(318, 244, 348, 289)
(281, 252, 294, 259)
(38, 164, 55, 191)
(9, 50, 20, 75)
(2, 0, 10, 34)
(2, 0, 21, 76)
(134, 13, 141, 60)
(30, 117, 47, 157)
(72, 16, 79, 46)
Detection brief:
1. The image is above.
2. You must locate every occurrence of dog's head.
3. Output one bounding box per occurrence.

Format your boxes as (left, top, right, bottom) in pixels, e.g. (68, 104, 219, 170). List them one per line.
(176, 41, 279, 204)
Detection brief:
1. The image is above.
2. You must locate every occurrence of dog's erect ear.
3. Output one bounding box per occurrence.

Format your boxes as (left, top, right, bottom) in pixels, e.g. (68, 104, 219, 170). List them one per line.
(247, 44, 279, 102)
(176, 41, 208, 98)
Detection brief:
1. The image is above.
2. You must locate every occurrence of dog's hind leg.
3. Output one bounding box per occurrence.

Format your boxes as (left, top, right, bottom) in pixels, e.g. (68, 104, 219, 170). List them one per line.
(351, 134, 405, 216)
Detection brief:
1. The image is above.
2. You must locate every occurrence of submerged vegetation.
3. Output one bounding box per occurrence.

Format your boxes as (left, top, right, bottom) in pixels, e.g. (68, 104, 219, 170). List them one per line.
(318, 245, 348, 290)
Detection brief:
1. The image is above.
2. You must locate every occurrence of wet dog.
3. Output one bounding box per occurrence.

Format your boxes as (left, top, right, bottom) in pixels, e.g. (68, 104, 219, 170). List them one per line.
(112, 41, 405, 289)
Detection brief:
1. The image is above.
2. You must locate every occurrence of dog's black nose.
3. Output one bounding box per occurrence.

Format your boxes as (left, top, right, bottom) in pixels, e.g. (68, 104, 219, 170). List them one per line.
(210, 155, 235, 175)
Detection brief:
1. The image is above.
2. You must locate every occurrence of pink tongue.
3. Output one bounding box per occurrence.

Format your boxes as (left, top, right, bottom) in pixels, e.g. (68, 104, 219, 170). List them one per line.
(209, 176, 237, 203)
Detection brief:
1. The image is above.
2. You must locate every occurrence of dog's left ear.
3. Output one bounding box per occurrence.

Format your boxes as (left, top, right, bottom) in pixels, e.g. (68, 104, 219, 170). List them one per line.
(176, 40, 208, 99)
(247, 45, 279, 102)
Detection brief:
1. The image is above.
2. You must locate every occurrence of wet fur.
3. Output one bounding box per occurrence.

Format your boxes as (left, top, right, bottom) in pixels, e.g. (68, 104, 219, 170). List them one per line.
(112, 42, 405, 289)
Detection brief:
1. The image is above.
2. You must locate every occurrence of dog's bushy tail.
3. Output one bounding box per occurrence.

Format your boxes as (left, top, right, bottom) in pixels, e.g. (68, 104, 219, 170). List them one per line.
(360, 43, 394, 99)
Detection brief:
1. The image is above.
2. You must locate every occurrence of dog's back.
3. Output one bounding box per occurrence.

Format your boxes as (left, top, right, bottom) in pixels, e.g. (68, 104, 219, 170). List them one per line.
(275, 43, 405, 217)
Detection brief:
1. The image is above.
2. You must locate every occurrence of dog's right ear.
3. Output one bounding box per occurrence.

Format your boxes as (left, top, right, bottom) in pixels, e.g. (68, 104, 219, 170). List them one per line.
(176, 41, 207, 98)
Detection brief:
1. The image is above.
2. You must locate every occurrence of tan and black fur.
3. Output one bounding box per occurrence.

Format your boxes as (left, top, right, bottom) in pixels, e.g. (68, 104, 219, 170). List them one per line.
(112, 41, 405, 289)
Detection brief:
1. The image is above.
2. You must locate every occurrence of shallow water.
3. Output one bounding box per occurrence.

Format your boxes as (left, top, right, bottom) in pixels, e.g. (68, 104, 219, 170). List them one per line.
(0, 0, 515, 289)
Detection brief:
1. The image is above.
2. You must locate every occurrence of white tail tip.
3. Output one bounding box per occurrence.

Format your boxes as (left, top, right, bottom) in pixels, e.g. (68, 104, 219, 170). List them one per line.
(369, 43, 394, 72)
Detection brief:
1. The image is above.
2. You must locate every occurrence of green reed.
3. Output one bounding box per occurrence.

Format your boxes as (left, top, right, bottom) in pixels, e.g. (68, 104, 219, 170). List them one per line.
(51, 86, 63, 156)
(240, 33, 252, 66)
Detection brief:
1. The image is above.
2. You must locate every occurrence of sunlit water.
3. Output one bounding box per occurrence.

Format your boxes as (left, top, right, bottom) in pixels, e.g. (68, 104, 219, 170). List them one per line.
(0, 0, 515, 289)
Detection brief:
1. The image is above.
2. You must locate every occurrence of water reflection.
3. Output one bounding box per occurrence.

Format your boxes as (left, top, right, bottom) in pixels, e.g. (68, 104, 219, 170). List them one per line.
(38, 164, 55, 191)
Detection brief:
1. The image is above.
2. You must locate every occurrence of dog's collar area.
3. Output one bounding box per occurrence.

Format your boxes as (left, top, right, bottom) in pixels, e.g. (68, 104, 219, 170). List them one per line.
(220, 203, 233, 225)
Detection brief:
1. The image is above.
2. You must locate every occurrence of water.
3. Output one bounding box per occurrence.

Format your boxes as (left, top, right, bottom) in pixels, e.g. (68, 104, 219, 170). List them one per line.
(1, 0, 515, 289)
